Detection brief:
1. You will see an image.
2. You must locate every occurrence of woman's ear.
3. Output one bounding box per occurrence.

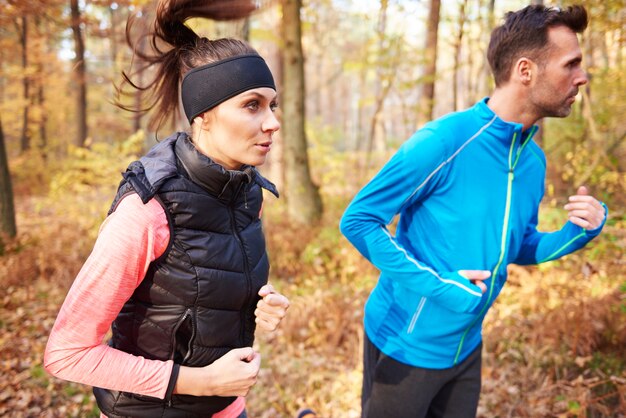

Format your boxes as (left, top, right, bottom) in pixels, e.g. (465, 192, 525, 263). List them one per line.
(190, 114, 206, 140)
(198, 111, 217, 130)
(192, 114, 206, 129)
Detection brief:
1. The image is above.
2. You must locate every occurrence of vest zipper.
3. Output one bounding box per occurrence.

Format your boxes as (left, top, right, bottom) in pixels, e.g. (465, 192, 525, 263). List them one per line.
(170, 308, 193, 361)
(182, 313, 196, 364)
(229, 184, 253, 346)
(452, 127, 536, 365)
(168, 308, 193, 407)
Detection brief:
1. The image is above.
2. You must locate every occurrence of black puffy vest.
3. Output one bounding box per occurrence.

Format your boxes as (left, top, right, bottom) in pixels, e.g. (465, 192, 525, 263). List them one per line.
(94, 133, 278, 417)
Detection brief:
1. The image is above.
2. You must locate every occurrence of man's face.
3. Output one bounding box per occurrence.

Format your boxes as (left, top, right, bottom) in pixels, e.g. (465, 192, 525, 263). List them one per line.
(529, 25, 588, 118)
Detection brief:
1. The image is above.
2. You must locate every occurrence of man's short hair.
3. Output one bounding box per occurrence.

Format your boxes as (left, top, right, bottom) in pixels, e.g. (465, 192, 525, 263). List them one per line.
(487, 5, 588, 86)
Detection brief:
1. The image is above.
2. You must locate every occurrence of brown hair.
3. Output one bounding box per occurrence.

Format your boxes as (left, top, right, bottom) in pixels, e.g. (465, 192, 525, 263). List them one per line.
(116, 0, 259, 131)
(487, 5, 588, 86)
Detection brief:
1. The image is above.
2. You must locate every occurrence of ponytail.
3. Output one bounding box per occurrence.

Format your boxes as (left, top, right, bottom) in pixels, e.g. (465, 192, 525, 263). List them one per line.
(115, 0, 259, 132)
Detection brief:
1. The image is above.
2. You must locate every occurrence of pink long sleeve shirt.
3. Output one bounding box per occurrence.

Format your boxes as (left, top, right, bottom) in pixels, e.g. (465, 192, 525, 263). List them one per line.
(44, 193, 244, 418)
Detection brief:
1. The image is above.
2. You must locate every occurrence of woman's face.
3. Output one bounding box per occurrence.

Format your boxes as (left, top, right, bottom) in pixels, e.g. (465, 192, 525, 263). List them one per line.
(194, 87, 279, 170)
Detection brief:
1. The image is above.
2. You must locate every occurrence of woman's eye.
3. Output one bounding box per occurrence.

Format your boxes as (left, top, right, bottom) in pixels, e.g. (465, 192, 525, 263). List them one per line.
(246, 101, 259, 111)
(270, 102, 279, 112)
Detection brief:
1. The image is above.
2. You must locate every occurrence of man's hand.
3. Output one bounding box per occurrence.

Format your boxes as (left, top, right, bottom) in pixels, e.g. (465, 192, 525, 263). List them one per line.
(255, 284, 290, 332)
(458, 270, 491, 293)
(564, 186, 605, 230)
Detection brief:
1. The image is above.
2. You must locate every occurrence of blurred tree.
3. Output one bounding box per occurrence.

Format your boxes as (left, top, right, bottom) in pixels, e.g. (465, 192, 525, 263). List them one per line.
(1, 0, 69, 155)
(452, 0, 468, 112)
(127, 4, 152, 136)
(366, 0, 401, 163)
(280, 0, 323, 224)
(462, 0, 487, 106)
(33, 14, 48, 151)
(417, 0, 441, 126)
(132, 32, 149, 135)
(531, 0, 544, 146)
(109, 1, 121, 73)
(70, 0, 88, 147)
(241, 17, 250, 41)
(366, 0, 389, 159)
(15, 16, 32, 153)
(476, 0, 496, 100)
(0, 115, 17, 243)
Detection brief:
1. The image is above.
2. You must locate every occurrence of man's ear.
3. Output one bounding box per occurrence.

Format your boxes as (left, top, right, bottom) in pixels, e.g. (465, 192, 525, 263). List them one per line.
(514, 57, 534, 85)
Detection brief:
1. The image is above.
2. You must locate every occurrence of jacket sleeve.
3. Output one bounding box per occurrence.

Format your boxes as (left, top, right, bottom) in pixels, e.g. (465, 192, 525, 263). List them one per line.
(340, 128, 484, 313)
(513, 202, 608, 265)
(44, 195, 174, 399)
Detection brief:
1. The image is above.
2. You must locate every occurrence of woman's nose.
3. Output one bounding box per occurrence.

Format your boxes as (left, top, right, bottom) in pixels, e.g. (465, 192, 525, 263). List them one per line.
(263, 110, 280, 132)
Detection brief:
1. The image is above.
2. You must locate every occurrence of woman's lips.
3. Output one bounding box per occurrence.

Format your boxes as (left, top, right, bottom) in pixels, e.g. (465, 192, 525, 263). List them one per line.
(255, 142, 272, 152)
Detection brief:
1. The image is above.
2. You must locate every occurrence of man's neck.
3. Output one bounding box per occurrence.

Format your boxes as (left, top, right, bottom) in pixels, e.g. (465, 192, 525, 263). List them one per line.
(488, 87, 539, 131)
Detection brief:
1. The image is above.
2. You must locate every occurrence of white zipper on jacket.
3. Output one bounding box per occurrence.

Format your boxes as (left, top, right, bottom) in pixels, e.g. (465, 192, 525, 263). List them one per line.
(452, 126, 537, 365)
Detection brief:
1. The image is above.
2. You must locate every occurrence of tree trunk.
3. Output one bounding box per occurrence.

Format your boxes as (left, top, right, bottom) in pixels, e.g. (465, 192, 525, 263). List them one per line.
(263, 27, 284, 192)
(466, 0, 479, 104)
(366, 0, 390, 163)
(0, 115, 17, 243)
(70, 0, 88, 147)
(280, 0, 323, 224)
(479, 0, 496, 97)
(17, 16, 31, 153)
(34, 14, 47, 151)
(417, 0, 441, 126)
(356, 68, 367, 153)
(132, 8, 150, 135)
(524, 0, 544, 145)
(36, 82, 46, 150)
(599, 3, 609, 69)
(240, 17, 250, 42)
(110, 4, 119, 72)
(452, 0, 468, 112)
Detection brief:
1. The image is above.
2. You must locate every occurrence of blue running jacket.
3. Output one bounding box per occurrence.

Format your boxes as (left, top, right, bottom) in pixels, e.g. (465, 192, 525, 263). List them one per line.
(340, 98, 607, 369)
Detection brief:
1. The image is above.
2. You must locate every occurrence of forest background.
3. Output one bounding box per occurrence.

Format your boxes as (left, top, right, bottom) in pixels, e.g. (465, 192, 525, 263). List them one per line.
(0, 0, 625, 416)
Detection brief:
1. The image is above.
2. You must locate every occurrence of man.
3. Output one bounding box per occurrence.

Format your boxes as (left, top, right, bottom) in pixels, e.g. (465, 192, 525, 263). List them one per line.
(340, 5, 607, 418)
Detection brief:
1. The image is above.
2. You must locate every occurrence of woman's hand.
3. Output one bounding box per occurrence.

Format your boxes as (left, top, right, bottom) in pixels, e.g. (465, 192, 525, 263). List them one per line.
(255, 283, 290, 332)
(174, 347, 261, 397)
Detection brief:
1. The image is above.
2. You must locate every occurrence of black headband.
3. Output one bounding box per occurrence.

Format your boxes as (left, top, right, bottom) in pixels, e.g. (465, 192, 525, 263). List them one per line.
(181, 54, 276, 123)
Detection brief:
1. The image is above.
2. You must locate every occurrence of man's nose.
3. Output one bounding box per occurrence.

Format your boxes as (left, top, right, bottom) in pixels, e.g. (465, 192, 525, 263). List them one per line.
(575, 69, 589, 86)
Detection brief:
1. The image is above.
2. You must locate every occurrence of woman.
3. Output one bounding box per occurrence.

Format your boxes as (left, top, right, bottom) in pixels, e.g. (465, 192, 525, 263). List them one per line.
(44, 1, 289, 417)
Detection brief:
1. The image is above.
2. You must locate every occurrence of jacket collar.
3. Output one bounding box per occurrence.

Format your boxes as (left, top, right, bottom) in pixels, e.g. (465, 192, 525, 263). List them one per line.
(474, 97, 538, 145)
(175, 133, 279, 200)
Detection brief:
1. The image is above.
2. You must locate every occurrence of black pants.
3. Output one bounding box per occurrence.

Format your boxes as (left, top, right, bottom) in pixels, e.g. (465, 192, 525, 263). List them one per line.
(361, 334, 482, 418)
